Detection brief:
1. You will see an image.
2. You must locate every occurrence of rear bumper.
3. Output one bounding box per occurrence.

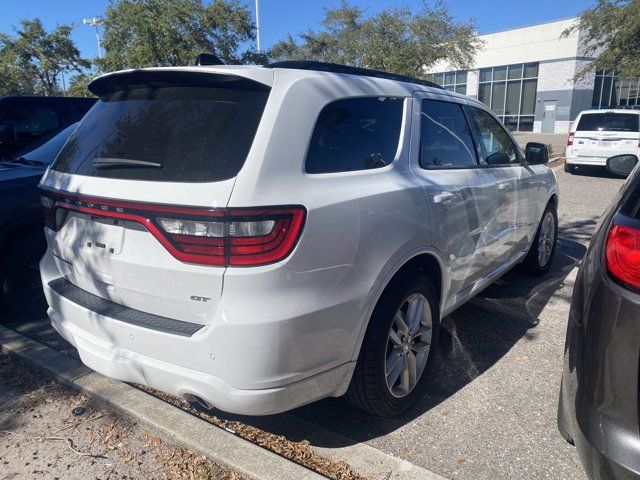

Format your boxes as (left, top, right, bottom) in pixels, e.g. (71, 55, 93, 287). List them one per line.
(40, 250, 359, 415)
(48, 308, 353, 415)
(565, 155, 609, 167)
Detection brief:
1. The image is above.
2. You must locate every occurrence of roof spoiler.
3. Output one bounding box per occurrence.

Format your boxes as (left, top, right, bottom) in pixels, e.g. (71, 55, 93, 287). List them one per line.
(88, 69, 270, 96)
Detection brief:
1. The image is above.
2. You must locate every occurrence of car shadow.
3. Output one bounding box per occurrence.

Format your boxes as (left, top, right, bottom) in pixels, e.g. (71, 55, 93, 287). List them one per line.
(216, 224, 588, 447)
(569, 164, 627, 179)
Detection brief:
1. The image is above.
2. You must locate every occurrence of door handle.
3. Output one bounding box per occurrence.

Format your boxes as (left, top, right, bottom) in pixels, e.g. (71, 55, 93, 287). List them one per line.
(433, 192, 456, 204)
(498, 182, 512, 191)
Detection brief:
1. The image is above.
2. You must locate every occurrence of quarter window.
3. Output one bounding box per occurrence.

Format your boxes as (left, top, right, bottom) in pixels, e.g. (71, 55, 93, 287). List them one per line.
(305, 97, 403, 174)
(469, 107, 519, 165)
(420, 100, 477, 168)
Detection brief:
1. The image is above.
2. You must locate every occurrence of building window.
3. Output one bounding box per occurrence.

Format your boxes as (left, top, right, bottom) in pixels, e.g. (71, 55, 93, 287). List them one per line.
(592, 70, 640, 109)
(426, 70, 468, 95)
(478, 63, 538, 132)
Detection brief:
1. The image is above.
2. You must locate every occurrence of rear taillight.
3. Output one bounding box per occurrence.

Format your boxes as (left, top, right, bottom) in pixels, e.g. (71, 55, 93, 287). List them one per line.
(606, 224, 640, 291)
(567, 133, 574, 147)
(39, 188, 305, 267)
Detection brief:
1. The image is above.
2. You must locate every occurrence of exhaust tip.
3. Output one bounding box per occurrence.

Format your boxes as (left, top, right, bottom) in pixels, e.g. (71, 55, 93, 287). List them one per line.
(183, 393, 213, 412)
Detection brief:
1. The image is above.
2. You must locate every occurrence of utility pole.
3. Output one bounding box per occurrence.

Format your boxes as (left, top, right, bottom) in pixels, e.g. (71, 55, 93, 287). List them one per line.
(83, 17, 104, 59)
(255, 0, 262, 52)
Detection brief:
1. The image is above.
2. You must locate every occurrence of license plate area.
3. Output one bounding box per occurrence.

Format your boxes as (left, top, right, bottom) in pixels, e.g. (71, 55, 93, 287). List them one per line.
(595, 140, 613, 147)
(57, 213, 125, 257)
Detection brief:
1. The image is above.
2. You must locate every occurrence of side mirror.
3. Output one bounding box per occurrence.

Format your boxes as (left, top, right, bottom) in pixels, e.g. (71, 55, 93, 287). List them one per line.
(606, 154, 638, 176)
(525, 142, 549, 165)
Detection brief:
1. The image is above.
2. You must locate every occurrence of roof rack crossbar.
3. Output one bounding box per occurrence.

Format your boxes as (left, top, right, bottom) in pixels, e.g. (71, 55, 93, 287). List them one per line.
(263, 60, 443, 89)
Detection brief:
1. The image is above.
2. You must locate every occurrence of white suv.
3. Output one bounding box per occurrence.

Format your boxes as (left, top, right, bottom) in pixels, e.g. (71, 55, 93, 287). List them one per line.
(39, 61, 559, 417)
(565, 109, 640, 173)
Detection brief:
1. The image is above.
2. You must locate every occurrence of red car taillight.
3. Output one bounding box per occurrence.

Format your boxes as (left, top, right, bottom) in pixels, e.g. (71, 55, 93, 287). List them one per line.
(606, 224, 640, 291)
(39, 187, 305, 267)
(567, 133, 574, 147)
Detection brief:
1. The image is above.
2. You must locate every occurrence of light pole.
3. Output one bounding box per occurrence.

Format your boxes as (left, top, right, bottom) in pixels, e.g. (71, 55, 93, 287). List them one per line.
(83, 17, 104, 59)
(255, 0, 261, 52)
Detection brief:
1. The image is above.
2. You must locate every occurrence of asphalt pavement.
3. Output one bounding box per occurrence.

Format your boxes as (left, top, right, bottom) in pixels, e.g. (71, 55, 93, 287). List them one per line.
(0, 164, 626, 480)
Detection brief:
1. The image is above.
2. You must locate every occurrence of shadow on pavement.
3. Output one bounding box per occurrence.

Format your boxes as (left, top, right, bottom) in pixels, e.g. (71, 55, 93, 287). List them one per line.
(207, 222, 588, 447)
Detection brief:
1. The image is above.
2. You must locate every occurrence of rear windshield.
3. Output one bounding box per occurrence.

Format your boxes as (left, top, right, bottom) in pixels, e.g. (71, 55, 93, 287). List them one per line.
(576, 112, 640, 132)
(51, 85, 269, 182)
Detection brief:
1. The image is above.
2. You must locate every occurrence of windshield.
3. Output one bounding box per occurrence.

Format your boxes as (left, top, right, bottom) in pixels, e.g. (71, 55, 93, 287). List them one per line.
(576, 112, 640, 132)
(51, 84, 270, 183)
(13, 122, 78, 164)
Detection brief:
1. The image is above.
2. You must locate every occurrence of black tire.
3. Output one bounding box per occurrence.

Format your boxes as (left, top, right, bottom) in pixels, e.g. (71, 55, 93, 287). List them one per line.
(346, 273, 439, 417)
(1, 232, 47, 318)
(522, 204, 558, 276)
(564, 163, 575, 174)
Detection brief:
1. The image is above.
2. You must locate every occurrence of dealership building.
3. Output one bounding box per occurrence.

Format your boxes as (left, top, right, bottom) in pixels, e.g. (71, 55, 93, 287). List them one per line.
(426, 18, 640, 133)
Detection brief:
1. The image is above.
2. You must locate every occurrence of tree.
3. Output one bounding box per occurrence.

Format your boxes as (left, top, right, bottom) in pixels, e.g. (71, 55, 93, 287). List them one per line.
(0, 19, 90, 96)
(269, 0, 481, 78)
(66, 72, 98, 97)
(565, 0, 640, 79)
(98, 0, 259, 71)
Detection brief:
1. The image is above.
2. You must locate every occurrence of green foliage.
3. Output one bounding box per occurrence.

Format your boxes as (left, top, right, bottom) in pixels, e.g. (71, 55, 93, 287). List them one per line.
(66, 72, 98, 97)
(566, 0, 640, 79)
(0, 18, 90, 96)
(98, 0, 259, 71)
(269, 0, 481, 78)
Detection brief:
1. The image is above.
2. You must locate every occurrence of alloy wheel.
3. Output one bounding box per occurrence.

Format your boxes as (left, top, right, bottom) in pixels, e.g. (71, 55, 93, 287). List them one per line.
(384, 293, 433, 398)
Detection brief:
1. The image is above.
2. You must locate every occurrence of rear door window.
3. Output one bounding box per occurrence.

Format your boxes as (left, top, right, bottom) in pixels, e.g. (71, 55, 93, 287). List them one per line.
(305, 97, 403, 174)
(420, 99, 477, 168)
(52, 85, 269, 182)
(576, 113, 640, 132)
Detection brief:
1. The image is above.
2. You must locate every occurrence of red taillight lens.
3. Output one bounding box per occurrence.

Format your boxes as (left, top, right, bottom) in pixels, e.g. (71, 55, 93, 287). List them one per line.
(606, 224, 640, 291)
(39, 188, 306, 267)
(227, 208, 305, 266)
(567, 133, 574, 147)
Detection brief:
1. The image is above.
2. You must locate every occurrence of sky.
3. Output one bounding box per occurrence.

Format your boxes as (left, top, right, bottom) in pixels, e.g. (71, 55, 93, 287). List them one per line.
(0, 0, 594, 61)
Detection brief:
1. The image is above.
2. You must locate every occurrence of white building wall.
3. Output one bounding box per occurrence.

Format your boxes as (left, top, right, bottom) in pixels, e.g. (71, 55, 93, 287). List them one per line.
(430, 18, 580, 74)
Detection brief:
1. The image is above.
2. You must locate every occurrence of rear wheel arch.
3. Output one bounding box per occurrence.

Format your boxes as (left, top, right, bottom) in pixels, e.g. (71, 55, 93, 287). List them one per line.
(351, 250, 446, 363)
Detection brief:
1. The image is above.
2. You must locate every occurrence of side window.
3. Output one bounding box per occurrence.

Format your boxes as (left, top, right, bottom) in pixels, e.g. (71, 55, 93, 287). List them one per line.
(68, 104, 93, 123)
(305, 97, 403, 174)
(420, 99, 477, 168)
(469, 107, 519, 165)
(2, 104, 60, 135)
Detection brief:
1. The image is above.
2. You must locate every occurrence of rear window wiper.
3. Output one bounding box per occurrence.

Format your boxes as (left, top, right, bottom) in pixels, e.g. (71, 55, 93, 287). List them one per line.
(92, 158, 162, 168)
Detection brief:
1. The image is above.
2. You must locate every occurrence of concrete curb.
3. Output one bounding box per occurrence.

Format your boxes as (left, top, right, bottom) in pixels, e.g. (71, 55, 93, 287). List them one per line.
(276, 413, 449, 480)
(0, 325, 323, 480)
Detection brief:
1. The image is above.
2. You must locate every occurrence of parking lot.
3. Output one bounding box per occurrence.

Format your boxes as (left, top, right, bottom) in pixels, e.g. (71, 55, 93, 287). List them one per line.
(0, 165, 626, 480)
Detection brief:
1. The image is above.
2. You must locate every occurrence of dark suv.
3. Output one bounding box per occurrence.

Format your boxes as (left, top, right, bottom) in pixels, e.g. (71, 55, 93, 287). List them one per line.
(0, 96, 95, 160)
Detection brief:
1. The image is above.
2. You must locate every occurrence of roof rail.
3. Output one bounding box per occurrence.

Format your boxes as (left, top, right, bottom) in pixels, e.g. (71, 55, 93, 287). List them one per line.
(264, 60, 443, 89)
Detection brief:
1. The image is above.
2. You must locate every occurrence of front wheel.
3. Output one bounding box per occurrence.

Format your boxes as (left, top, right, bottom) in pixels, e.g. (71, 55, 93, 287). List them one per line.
(345, 274, 439, 417)
(522, 205, 558, 276)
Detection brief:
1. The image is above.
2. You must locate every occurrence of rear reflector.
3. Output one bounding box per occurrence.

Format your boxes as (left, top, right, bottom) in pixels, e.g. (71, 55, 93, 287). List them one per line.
(606, 224, 640, 291)
(39, 187, 305, 267)
(567, 133, 574, 147)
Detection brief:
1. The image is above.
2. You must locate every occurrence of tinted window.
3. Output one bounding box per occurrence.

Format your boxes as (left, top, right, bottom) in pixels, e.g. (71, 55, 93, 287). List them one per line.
(305, 97, 403, 174)
(52, 85, 269, 182)
(470, 107, 519, 165)
(576, 113, 640, 132)
(0, 104, 60, 150)
(420, 100, 477, 168)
